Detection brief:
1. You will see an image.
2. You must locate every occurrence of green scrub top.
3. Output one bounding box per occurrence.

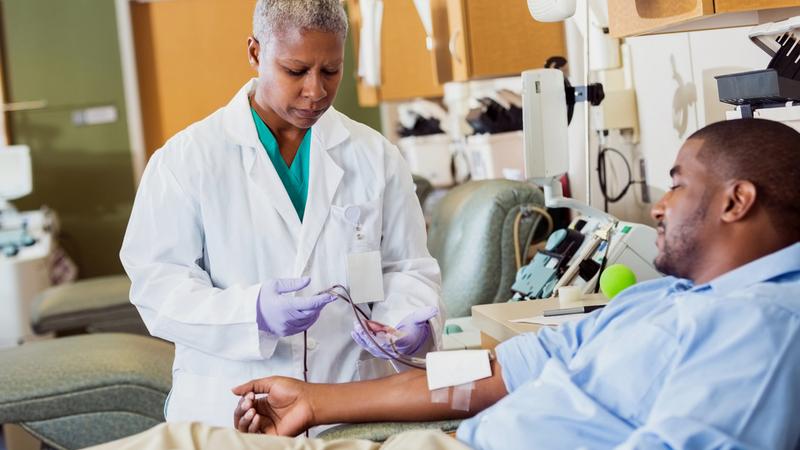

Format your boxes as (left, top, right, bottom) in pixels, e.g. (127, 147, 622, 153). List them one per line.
(251, 107, 311, 221)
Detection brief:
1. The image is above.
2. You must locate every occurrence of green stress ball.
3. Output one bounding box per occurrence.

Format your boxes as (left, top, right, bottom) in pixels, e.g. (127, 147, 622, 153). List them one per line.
(599, 264, 637, 298)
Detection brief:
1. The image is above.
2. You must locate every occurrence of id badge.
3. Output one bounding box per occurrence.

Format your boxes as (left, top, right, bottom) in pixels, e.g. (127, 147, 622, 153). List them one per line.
(342, 204, 385, 304)
(346, 250, 385, 304)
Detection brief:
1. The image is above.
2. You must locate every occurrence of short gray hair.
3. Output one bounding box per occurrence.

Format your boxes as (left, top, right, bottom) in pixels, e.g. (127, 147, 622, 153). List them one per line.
(253, 0, 348, 45)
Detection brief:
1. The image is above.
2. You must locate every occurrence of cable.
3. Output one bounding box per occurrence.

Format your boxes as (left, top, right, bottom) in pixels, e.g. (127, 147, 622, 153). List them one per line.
(303, 331, 308, 382)
(526, 205, 554, 240)
(513, 205, 555, 269)
(320, 285, 427, 370)
(513, 211, 523, 270)
(303, 330, 309, 438)
(522, 214, 544, 264)
(597, 145, 642, 212)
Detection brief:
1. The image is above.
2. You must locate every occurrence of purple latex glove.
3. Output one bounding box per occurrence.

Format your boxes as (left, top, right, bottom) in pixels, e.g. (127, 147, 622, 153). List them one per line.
(351, 306, 438, 359)
(256, 277, 336, 337)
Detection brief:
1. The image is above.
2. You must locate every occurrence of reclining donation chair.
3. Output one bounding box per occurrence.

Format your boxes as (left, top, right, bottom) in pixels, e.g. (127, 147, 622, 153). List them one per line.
(0, 334, 172, 449)
(30, 275, 146, 337)
(0, 179, 546, 448)
(427, 179, 545, 318)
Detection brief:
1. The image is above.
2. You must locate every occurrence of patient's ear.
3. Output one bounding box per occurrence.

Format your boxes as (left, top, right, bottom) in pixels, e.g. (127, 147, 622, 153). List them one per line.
(720, 180, 757, 223)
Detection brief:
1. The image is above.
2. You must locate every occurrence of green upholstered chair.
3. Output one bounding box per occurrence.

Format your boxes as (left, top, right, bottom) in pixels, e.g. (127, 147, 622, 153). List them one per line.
(412, 173, 434, 207)
(0, 333, 172, 450)
(30, 274, 147, 337)
(427, 179, 546, 318)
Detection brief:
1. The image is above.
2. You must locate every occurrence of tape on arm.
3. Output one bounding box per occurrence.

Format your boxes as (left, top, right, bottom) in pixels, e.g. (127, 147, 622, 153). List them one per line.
(426, 350, 492, 411)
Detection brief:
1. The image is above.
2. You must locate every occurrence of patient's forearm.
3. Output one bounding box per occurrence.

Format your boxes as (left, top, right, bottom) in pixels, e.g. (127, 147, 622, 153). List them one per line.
(311, 360, 507, 426)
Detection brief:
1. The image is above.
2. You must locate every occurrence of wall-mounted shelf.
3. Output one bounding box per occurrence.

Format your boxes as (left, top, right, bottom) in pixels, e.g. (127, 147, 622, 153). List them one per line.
(609, 0, 800, 38)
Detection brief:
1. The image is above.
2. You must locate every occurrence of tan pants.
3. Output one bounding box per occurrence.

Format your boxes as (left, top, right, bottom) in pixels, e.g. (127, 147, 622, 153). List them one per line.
(85, 422, 472, 450)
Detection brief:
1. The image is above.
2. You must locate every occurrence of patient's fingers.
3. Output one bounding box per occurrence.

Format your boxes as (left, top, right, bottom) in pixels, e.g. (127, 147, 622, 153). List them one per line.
(232, 380, 256, 395)
(241, 393, 253, 412)
(235, 396, 245, 414)
(237, 408, 255, 433)
(248, 413, 262, 434)
(233, 379, 272, 396)
(234, 393, 255, 425)
(233, 394, 247, 428)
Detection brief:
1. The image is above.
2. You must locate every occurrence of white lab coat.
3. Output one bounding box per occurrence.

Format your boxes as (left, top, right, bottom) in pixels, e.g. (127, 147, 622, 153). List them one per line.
(120, 79, 444, 427)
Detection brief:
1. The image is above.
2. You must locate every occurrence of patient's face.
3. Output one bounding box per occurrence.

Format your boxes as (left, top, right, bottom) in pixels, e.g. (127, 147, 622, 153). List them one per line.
(651, 139, 720, 280)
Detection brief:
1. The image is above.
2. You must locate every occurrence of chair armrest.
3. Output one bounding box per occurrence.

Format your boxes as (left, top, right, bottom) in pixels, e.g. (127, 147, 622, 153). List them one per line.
(0, 333, 172, 449)
(30, 275, 147, 336)
(318, 419, 462, 442)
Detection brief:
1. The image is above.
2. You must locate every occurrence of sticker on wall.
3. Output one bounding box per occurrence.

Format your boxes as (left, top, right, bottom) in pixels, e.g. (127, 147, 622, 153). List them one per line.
(671, 55, 697, 138)
(72, 105, 118, 126)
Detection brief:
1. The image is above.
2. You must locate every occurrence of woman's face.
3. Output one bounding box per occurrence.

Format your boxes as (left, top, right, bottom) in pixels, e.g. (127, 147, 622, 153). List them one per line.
(248, 26, 344, 130)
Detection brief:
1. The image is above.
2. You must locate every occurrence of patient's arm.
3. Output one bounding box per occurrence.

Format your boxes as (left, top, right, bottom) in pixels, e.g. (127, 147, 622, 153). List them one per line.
(232, 360, 508, 436)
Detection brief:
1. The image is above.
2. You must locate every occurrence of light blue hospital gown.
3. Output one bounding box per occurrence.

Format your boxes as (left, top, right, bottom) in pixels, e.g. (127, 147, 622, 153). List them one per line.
(458, 243, 800, 450)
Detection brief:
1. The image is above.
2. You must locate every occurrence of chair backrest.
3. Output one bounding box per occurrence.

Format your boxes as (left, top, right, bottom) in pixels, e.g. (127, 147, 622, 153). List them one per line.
(427, 179, 545, 318)
(411, 174, 434, 207)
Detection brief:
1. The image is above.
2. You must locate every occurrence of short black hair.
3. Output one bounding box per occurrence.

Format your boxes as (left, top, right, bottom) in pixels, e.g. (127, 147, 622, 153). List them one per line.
(688, 118, 800, 241)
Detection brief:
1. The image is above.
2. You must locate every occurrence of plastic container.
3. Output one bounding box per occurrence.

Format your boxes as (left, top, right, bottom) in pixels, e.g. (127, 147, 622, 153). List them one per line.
(465, 130, 525, 180)
(398, 133, 454, 187)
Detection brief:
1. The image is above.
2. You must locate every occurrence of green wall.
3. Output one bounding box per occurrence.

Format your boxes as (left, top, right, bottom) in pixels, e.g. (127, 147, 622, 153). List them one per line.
(333, 17, 382, 132)
(3, 0, 135, 278)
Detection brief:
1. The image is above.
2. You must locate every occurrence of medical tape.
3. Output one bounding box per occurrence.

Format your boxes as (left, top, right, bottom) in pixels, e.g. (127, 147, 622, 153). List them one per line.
(451, 382, 475, 411)
(430, 387, 450, 404)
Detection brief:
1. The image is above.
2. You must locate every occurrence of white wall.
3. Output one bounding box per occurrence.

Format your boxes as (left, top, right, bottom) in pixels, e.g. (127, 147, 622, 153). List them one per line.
(627, 26, 769, 198)
(564, 24, 771, 225)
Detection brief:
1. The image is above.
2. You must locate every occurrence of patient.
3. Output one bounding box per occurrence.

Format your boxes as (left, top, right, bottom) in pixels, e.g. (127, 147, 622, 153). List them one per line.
(93, 118, 800, 449)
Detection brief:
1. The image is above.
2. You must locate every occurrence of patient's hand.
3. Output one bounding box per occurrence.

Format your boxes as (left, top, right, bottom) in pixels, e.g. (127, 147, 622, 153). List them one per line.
(232, 376, 314, 436)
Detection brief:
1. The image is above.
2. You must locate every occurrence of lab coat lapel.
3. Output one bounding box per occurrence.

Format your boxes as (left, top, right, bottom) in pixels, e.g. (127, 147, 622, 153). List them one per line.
(224, 80, 302, 240)
(247, 151, 303, 234)
(294, 108, 348, 274)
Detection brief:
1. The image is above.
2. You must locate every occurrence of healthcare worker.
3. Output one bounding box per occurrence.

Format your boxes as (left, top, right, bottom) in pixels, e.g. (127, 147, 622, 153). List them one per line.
(120, 0, 444, 428)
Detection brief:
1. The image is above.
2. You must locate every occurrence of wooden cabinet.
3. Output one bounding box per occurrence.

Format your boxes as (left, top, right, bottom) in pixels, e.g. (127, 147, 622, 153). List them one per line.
(131, 0, 255, 157)
(609, 0, 800, 38)
(346, 0, 443, 106)
(347, 0, 566, 106)
(716, 0, 800, 13)
(438, 0, 566, 82)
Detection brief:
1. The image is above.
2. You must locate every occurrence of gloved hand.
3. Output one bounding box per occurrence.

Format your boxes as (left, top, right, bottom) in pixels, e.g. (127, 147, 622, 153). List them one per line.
(351, 306, 438, 359)
(257, 277, 337, 337)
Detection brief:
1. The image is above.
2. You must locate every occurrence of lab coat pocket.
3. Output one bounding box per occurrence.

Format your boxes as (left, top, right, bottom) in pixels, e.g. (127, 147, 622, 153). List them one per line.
(330, 197, 384, 252)
(167, 369, 240, 427)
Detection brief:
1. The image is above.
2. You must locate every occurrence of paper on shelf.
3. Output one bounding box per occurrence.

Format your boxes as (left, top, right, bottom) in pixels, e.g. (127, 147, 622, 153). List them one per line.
(510, 313, 588, 327)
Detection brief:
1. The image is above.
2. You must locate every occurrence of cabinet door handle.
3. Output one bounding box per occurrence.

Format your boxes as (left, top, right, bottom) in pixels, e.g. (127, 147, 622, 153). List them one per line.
(3, 100, 47, 112)
(448, 28, 462, 64)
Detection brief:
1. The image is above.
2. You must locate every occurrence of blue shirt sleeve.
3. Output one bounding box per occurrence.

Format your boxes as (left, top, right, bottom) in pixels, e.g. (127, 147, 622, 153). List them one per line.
(616, 296, 800, 450)
(496, 309, 602, 392)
